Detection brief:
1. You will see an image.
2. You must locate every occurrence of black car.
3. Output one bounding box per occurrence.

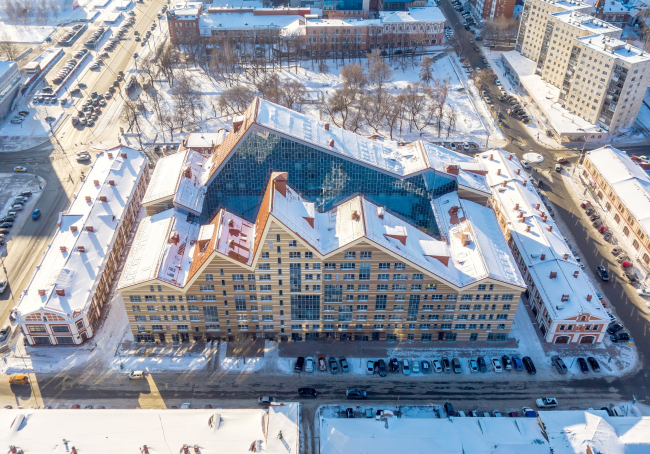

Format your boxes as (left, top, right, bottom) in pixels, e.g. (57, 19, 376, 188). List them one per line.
(298, 387, 317, 397)
(606, 323, 624, 335)
(19, 191, 32, 198)
(442, 357, 451, 373)
(522, 356, 536, 375)
(389, 358, 400, 373)
(610, 332, 630, 343)
(346, 389, 367, 399)
(501, 355, 513, 370)
(0, 223, 12, 229)
(377, 359, 387, 377)
(577, 357, 589, 373)
(587, 356, 601, 372)
(0, 229, 9, 235)
(596, 265, 609, 281)
(345, 408, 354, 418)
(294, 356, 305, 372)
(444, 402, 455, 417)
(477, 356, 487, 373)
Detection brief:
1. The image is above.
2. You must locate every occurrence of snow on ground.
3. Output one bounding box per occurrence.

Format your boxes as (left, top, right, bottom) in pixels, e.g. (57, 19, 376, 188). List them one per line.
(218, 340, 265, 373)
(0, 0, 98, 43)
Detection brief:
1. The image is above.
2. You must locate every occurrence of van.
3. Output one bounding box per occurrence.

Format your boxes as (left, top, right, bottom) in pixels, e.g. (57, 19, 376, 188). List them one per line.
(129, 370, 145, 379)
(9, 374, 29, 385)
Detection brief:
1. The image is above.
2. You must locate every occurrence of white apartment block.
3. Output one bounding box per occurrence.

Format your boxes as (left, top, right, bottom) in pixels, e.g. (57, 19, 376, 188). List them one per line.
(513, 0, 650, 134)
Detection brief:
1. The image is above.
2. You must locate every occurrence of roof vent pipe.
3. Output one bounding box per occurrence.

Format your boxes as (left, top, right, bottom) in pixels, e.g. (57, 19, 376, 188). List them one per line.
(489, 154, 494, 161)
(547, 225, 553, 232)
(516, 168, 520, 175)
(541, 254, 546, 260)
(513, 203, 519, 211)
(550, 271, 557, 278)
(329, 139, 334, 147)
(587, 294, 592, 301)
(574, 271, 579, 278)
(535, 203, 540, 210)
(142, 446, 149, 454)
(502, 181, 507, 187)
(497, 168, 501, 175)
(324, 123, 330, 131)
(508, 154, 513, 160)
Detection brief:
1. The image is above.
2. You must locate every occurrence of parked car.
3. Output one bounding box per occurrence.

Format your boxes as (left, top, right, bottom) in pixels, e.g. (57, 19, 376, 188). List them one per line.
(294, 357, 305, 372)
(0, 280, 7, 294)
(501, 355, 513, 371)
(14, 166, 27, 172)
(0, 325, 10, 342)
(390, 357, 400, 373)
(402, 359, 411, 375)
(432, 359, 443, 373)
(366, 360, 375, 375)
(8, 375, 29, 385)
(444, 402, 455, 417)
(442, 357, 452, 373)
(522, 407, 536, 417)
(421, 360, 431, 374)
(477, 356, 487, 373)
(31, 209, 41, 220)
(536, 397, 558, 408)
(346, 389, 367, 400)
(329, 357, 339, 374)
(492, 410, 502, 417)
(452, 358, 462, 374)
(606, 323, 624, 335)
(596, 265, 610, 281)
(512, 355, 523, 371)
(340, 357, 350, 373)
(412, 361, 420, 374)
(0, 223, 13, 229)
(298, 387, 317, 397)
(577, 357, 589, 373)
(522, 356, 536, 375)
(377, 359, 387, 377)
(318, 355, 326, 371)
(611, 246, 624, 256)
(128, 370, 145, 379)
(551, 355, 568, 374)
(304, 357, 314, 373)
(258, 396, 276, 405)
(624, 272, 637, 283)
(491, 358, 503, 372)
(469, 358, 479, 373)
(610, 332, 631, 343)
(587, 356, 601, 372)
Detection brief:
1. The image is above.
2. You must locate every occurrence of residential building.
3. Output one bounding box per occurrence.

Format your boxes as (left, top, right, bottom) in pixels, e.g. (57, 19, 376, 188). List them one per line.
(473, 0, 517, 20)
(506, 0, 650, 140)
(167, 1, 203, 42)
(180, 131, 226, 155)
(15, 147, 148, 346)
(483, 148, 608, 343)
(592, 0, 630, 29)
(0, 61, 21, 121)
(118, 99, 526, 344)
(320, 409, 650, 454)
(1, 404, 299, 454)
(323, 0, 371, 18)
(582, 146, 650, 270)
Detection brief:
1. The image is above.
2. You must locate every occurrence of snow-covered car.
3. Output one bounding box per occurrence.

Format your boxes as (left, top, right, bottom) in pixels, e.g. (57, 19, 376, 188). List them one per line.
(402, 359, 410, 375)
(491, 358, 503, 372)
(536, 397, 558, 408)
(469, 359, 478, 373)
(412, 360, 420, 374)
(432, 359, 443, 373)
(366, 360, 375, 375)
(304, 357, 314, 373)
(637, 288, 650, 297)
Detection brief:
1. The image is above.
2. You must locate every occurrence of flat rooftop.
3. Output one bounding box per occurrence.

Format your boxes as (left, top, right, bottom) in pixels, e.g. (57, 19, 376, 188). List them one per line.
(199, 12, 301, 30)
(384, 7, 446, 22)
(551, 11, 621, 36)
(577, 34, 650, 64)
(2, 404, 299, 454)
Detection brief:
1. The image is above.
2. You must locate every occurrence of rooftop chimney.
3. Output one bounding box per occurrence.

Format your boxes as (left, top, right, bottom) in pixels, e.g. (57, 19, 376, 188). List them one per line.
(351, 211, 360, 221)
(93, 179, 99, 186)
(535, 203, 540, 210)
(86, 226, 94, 232)
(502, 181, 507, 187)
(109, 180, 115, 186)
(107, 152, 113, 159)
(228, 219, 234, 227)
(169, 231, 180, 245)
(85, 196, 91, 202)
(496, 168, 501, 175)
(525, 225, 531, 232)
(445, 164, 460, 175)
(183, 445, 190, 454)
(70, 225, 78, 232)
(522, 180, 527, 186)
(541, 254, 546, 260)
(561, 294, 569, 302)
(143, 446, 149, 454)
(100, 196, 107, 202)
(550, 271, 557, 278)
(77, 246, 85, 253)
(56, 288, 65, 296)
(60, 246, 67, 252)
(574, 271, 579, 278)
(329, 139, 335, 147)
(377, 207, 385, 219)
(489, 154, 494, 161)
(461, 233, 471, 246)
(38, 289, 46, 296)
(516, 168, 520, 175)
(587, 294, 592, 301)
(121, 152, 127, 159)
(508, 154, 513, 160)
(547, 225, 553, 232)
(324, 123, 330, 131)
(563, 253, 569, 259)
(518, 212, 523, 218)
(513, 203, 519, 211)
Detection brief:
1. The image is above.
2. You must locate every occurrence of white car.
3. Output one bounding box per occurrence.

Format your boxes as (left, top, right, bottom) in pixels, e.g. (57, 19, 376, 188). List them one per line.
(521, 160, 530, 169)
(432, 359, 443, 373)
(492, 358, 503, 372)
(412, 361, 420, 374)
(469, 359, 478, 373)
(0, 279, 7, 294)
(536, 397, 558, 408)
(258, 396, 276, 405)
(180, 403, 191, 409)
(402, 359, 410, 375)
(637, 288, 650, 297)
(366, 360, 375, 375)
(304, 357, 314, 373)
(605, 308, 616, 322)
(492, 410, 502, 417)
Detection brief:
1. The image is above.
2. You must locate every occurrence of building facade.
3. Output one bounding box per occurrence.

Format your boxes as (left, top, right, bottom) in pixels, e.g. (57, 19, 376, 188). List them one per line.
(484, 149, 608, 343)
(15, 147, 149, 346)
(0, 61, 21, 122)
(582, 146, 650, 269)
(473, 0, 517, 20)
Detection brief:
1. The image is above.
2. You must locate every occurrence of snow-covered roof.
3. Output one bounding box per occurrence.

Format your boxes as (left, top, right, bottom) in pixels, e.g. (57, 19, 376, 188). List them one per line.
(170, 1, 203, 17)
(539, 410, 650, 454)
(142, 150, 208, 215)
(586, 145, 650, 234)
(184, 132, 224, 149)
(422, 142, 491, 195)
(576, 34, 650, 64)
(0, 61, 18, 79)
(484, 149, 607, 322)
(383, 7, 446, 23)
(321, 415, 549, 454)
(599, 0, 629, 14)
(199, 11, 302, 31)
(1, 404, 299, 454)
(551, 11, 621, 35)
(304, 17, 381, 27)
(540, 0, 592, 12)
(118, 209, 200, 289)
(17, 147, 146, 317)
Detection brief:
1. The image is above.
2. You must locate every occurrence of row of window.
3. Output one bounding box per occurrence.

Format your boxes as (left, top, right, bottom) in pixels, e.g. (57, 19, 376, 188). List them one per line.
(134, 323, 507, 333)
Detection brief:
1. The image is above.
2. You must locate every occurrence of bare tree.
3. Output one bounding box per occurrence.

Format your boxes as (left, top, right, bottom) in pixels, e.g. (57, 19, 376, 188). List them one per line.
(218, 85, 255, 116)
(419, 57, 434, 86)
(3, 0, 19, 26)
(280, 80, 306, 111)
(157, 44, 179, 86)
(340, 63, 368, 90)
(446, 107, 458, 138)
(323, 87, 358, 130)
(35, 0, 48, 26)
(120, 99, 144, 148)
(0, 33, 20, 60)
(256, 72, 281, 104)
(383, 93, 405, 140)
(368, 56, 393, 99)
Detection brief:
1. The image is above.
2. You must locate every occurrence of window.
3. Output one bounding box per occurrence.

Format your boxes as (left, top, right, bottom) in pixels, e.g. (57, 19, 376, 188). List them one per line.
(359, 263, 371, 280)
(262, 305, 273, 312)
(478, 284, 487, 291)
(145, 296, 156, 302)
(374, 294, 387, 311)
(374, 314, 386, 321)
(502, 304, 511, 311)
(186, 295, 197, 302)
(235, 296, 247, 312)
(501, 294, 514, 301)
(147, 305, 157, 312)
(344, 273, 355, 281)
(290, 263, 301, 293)
(324, 284, 342, 303)
(444, 304, 455, 311)
(291, 295, 321, 320)
(233, 285, 245, 292)
(261, 252, 269, 259)
(411, 284, 422, 291)
(200, 285, 215, 292)
(496, 314, 508, 320)
(289, 252, 301, 259)
(356, 314, 367, 321)
(393, 273, 408, 281)
(132, 305, 141, 312)
(130, 296, 142, 302)
(169, 305, 178, 312)
(177, 325, 189, 331)
(360, 251, 372, 259)
(373, 324, 385, 330)
(203, 306, 219, 322)
(483, 295, 491, 301)
(412, 273, 423, 281)
(426, 284, 437, 291)
(135, 315, 146, 322)
(440, 323, 452, 330)
(394, 263, 406, 270)
(260, 285, 272, 292)
(392, 284, 407, 291)
(324, 263, 336, 270)
(379, 262, 390, 270)
(289, 240, 297, 247)
(205, 274, 214, 281)
(232, 274, 244, 281)
(305, 251, 313, 259)
(378, 273, 389, 281)
(340, 262, 355, 270)
(344, 251, 356, 259)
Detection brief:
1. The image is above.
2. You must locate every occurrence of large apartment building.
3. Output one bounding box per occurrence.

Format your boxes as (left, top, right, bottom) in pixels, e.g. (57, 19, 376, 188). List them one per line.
(484, 149, 608, 343)
(582, 146, 650, 269)
(118, 99, 526, 344)
(511, 0, 650, 135)
(473, 0, 517, 21)
(15, 147, 148, 346)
